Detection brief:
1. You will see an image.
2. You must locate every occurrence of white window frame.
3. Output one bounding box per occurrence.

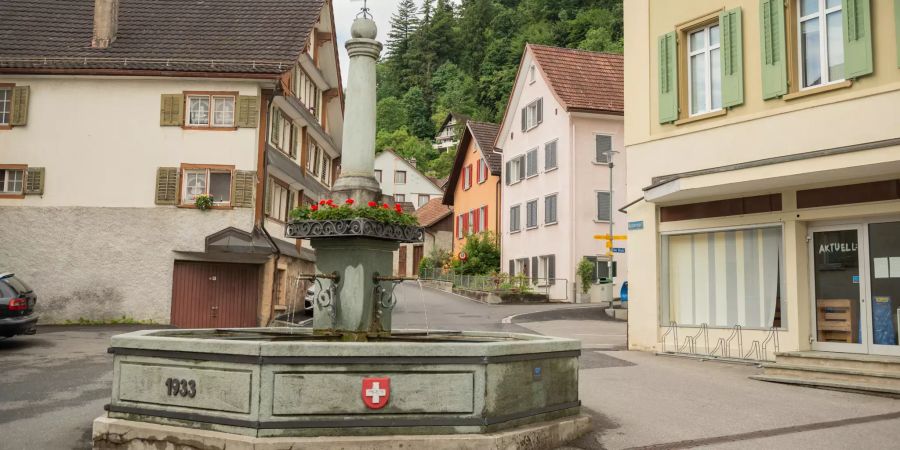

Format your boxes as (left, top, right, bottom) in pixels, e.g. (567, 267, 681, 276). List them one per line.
(477, 159, 488, 184)
(0, 87, 11, 126)
(510, 204, 521, 233)
(538, 255, 551, 285)
(467, 210, 475, 235)
(526, 199, 539, 230)
(212, 96, 236, 127)
(509, 158, 522, 185)
(797, 0, 844, 90)
(687, 23, 721, 117)
(463, 165, 471, 190)
(480, 205, 488, 231)
(395, 170, 407, 185)
(0, 168, 24, 194)
(186, 94, 236, 127)
(374, 169, 383, 183)
(529, 65, 537, 84)
(268, 179, 292, 222)
(395, 193, 406, 203)
(456, 215, 464, 239)
(417, 194, 430, 208)
(181, 168, 232, 206)
(525, 99, 541, 130)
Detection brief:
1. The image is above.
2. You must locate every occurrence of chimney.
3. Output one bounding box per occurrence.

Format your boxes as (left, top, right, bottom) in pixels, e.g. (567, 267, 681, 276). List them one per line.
(91, 0, 120, 49)
(408, 157, 417, 168)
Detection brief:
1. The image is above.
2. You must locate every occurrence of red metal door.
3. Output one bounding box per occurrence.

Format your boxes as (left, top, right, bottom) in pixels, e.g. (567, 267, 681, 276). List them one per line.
(171, 261, 260, 328)
(412, 245, 424, 276)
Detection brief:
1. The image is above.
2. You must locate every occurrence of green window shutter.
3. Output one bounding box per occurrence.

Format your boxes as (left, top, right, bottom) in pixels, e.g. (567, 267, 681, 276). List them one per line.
(843, 0, 873, 79)
(10, 86, 30, 126)
(24, 167, 44, 195)
(720, 8, 744, 108)
(231, 170, 256, 208)
(759, 0, 788, 99)
(264, 178, 273, 215)
(155, 167, 178, 205)
(895, 0, 900, 67)
(159, 94, 184, 126)
(658, 31, 678, 124)
(236, 96, 259, 128)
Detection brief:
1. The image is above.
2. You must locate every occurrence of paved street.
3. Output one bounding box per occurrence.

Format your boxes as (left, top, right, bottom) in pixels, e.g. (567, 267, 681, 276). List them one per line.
(1, 286, 898, 449)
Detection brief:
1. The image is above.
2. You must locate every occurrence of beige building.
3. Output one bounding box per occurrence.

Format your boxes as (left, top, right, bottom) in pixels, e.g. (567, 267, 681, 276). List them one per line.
(625, 0, 900, 372)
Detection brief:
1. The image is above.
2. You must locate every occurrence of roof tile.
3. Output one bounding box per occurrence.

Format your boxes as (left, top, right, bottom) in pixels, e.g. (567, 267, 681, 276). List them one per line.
(530, 45, 624, 114)
(413, 197, 452, 228)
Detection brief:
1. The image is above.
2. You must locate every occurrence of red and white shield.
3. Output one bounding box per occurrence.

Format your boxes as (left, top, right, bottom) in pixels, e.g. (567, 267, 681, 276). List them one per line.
(361, 377, 390, 409)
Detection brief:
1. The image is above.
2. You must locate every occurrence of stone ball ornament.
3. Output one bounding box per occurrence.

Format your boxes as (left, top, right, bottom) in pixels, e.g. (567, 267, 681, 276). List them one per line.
(351, 17, 377, 39)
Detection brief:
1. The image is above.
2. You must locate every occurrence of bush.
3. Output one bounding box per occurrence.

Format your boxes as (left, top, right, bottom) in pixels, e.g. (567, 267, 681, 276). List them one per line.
(419, 248, 451, 275)
(194, 194, 214, 210)
(577, 258, 595, 294)
(450, 232, 500, 275)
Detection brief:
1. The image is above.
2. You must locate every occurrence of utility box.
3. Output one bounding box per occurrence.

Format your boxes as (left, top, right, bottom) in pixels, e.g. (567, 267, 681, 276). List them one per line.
(589, 282, 613, 304)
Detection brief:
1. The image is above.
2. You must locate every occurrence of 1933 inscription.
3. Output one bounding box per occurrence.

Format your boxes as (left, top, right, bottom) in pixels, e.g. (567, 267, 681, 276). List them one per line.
(165, 378, 197, 398)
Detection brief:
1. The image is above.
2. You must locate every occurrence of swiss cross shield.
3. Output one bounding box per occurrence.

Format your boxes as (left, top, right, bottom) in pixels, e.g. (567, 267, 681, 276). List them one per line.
(361, 377, 390, 409)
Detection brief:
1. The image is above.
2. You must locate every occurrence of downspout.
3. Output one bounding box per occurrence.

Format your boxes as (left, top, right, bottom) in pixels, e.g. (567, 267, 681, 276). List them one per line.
(257, 87, 281, 326)
(569, 116, 577, 302)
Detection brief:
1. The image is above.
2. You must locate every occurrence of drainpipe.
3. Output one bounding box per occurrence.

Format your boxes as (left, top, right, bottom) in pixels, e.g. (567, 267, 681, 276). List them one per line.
(258, 88, 281, 326)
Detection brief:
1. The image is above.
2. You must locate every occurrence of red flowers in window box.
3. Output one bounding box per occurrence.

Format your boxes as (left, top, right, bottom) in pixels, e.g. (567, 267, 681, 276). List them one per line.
(394, 204, 403, 213)
(310, 204, 319, 212)
(346, 199, 355, 205)
(368, 201, 378, 207)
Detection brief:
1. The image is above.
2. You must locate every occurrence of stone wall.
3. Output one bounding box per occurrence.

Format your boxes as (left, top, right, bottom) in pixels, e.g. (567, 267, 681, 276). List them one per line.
(0, 206, 254, 323)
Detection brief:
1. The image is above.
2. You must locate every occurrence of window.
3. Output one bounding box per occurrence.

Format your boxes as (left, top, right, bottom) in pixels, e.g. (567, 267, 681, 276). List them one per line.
(477, 159, 488, 184)
(375, 169, 383, 183)
(661, 227, 785, 329)
(687, 23, 721, 116)
(595, 135, 613, 164)
(526, 148, 538, 177)
(510, 205, 521, 232)
(539, 255, 556, 286)
(479, 205, 488, 231)
(182, 168, 232, 205)
(270, 109, 294, 155)
(544, 140, 557, 170)
(529, 65, 536, 83)
(597, 191, 611, 222)
(585, 256, 615, 283)
(268, 178, 293, 222)
(0, 168, 24, 194)
(521, 98, 543, 131)
(0, 87, 10, 125)
(187, 94, 235, 127)
(294, 67, 324, 123)
(418, 194, 430, 208)
(462, 165, 472, 190)
(306, 139, 330, 186)
(526, 200, 538, 229)
(395, 194, 406, 203)
(456, 215, 464, 239)
(507, 155, 527, 185)
(395, 170, 407, 184)
(544, 194, 558, 225)
(798, 0, 844, 89)
(467, 210, 475, 234)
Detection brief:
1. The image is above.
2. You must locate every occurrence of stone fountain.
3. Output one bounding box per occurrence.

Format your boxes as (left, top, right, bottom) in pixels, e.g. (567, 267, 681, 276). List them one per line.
(92, 13, 588, 450)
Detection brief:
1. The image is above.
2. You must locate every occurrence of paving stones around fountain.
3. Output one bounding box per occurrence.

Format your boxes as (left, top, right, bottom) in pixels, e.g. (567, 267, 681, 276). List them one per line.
(92, 414, 592, 450)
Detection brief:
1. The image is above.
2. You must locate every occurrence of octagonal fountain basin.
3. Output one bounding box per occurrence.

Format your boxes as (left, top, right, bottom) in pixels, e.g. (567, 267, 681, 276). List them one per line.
(104, 327, 582, 438)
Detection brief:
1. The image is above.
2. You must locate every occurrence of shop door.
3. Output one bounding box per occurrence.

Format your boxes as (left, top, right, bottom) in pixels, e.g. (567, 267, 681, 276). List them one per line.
(809, 226, 868, 353)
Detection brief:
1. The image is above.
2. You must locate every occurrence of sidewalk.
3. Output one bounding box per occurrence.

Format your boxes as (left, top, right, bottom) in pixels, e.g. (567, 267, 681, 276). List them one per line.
(514, 316, 900, 450)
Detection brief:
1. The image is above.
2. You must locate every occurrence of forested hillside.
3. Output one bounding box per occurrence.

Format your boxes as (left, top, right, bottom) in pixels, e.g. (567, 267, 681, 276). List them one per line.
(374, 0, 623, 179)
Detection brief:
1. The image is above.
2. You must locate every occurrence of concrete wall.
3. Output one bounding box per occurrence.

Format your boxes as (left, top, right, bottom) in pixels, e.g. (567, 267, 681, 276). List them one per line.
(624, 0, 900, 352)
(374, 151, 442, 207)
(0, 206, 254, 323)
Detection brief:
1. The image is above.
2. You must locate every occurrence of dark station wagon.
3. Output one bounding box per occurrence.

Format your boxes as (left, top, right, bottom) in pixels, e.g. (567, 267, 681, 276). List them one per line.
(0, 273, 38, 338)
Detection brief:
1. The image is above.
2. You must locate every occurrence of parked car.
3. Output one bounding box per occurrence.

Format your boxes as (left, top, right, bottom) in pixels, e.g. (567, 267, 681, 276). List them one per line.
(0, 273, 38, 338)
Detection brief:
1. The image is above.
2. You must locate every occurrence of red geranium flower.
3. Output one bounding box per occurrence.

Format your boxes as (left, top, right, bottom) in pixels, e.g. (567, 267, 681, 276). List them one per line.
(382, 203, 389, 209)
(310, 204, 319, 211)
(346, 198, 355, 205)
(326, 199, 334, 205)
(330, 204, 337, 208)
(394, 204, 403, 213)
(368, 201, 378, 207)
(318, 199, 326, 205)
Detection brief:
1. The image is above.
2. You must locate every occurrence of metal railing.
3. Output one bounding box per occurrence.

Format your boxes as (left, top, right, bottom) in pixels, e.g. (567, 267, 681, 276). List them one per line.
(418, 267, 566, 298)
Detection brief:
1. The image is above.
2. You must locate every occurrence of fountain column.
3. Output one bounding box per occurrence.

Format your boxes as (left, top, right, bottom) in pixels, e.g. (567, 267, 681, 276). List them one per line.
(331, 17, 383, 204)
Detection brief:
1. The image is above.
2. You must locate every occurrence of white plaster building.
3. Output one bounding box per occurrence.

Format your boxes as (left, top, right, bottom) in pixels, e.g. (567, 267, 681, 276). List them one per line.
(497, 45, 626, 301)
(0, 0, 343, 326)
(432, 112, 469, 152)
(374, 149, 443, 209)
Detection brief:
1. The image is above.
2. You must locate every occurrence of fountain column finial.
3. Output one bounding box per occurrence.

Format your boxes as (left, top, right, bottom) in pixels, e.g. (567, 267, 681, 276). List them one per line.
(331, 16, 383, 204)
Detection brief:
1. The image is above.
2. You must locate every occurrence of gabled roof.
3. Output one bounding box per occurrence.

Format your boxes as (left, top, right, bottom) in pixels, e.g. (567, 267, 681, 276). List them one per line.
(442, 120, 501, 205)
(375, 149, 442, 192)
(529, 44, 624, 115)
(0, 0, 325, 74)
(413, 197, 453, 228)
(437, 112, 471, 133)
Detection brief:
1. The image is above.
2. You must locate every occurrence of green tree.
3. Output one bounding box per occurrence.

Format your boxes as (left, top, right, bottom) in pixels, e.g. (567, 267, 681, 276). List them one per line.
(375, 128, 436, 164)
(402, 86, 435, 140)
(452, 232, 501, 275)
(425, 148, 456, 179)
(376, 96, 407, 132)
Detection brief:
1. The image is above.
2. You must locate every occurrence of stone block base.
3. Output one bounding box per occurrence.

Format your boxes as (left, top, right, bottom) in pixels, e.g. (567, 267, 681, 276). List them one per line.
(92, 414, 591, 450)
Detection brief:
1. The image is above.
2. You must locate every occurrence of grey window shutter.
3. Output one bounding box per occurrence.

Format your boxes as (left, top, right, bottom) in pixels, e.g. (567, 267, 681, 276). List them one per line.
(536, 98, 543, 124)
(231, 170, 256, 208)
(264, 178, 273, 215)
(509, 260, 515, 276)
(159, 94, 184, 126)
(531, 256, 538, 284)
(505, 161, 511, 185)
(720, 8, 745, 108)
(518, 156, 525, 179)
(236, 96, 259, 128)
(10, 86, 30, 126)
(842, 0, 873, 79)
(548, 255, 556, 285)
(155, 167, 178, 205)
(597, 192, 611, 221)
(521, 108, 526, 132)
(545, 197, 551, 223)
(596, 135, 612, 162)
(24, 167, 44, 195)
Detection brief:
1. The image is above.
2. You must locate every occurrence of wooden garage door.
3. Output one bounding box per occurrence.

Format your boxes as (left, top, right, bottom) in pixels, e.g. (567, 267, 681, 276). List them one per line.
(171, 261, 260, 328)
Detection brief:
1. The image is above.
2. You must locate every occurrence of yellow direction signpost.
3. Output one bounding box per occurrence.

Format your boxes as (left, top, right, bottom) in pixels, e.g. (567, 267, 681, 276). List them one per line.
(593, 234, 627, 257)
